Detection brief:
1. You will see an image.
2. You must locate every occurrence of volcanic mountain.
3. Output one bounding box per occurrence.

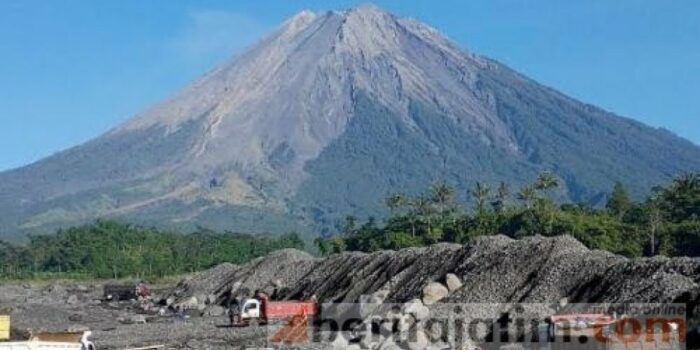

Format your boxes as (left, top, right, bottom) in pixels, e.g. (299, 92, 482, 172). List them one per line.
(1, 5, 699, 239)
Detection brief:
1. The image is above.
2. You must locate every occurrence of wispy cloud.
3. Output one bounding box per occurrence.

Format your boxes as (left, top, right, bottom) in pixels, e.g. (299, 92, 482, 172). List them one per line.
(168, 9, 270, 65)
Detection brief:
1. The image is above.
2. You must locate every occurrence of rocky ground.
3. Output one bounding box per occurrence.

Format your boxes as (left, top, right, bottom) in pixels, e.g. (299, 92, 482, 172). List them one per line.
(2, 235, 700, 349)
(0, 282, 291, 349)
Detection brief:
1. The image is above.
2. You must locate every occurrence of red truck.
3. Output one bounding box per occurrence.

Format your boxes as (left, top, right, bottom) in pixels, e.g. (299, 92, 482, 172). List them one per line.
(230, 292, 318, 326)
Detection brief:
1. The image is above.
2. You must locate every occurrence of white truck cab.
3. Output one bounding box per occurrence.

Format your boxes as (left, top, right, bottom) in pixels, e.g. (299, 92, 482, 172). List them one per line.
(240, 299, 261, 320)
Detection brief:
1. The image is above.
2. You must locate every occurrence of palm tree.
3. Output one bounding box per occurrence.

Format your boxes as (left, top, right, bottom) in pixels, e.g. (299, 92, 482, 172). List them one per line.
(430, 182, 455, 225)
(385, 193, 407, 216)
(535, 171, 560, 199)
(470, 182, 491, 215)
(517, 185, 538, 209)
(492, 181, 511, 213)
(534, 172, 560, 235)
(412, 196, 434, 235)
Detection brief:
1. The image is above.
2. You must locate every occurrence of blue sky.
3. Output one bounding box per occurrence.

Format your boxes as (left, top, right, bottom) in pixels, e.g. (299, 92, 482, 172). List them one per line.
(1, 0, 699, 171)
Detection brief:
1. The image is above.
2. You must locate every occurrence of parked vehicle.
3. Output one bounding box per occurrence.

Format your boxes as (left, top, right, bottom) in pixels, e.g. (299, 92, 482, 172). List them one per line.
(103, 282, 151, 301)
(0, 331, 95, 350)
(230, 291, 318, 326)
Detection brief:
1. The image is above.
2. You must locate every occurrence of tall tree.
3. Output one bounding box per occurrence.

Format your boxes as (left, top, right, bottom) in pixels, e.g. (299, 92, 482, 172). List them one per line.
(535, 171, 560, 199)
(517, 185, 538, 209)
(430, 182, 455, 225)
(534, 172, 560, 234)
(492, 182, 511, 213)
(385, 193, 407, 216)
(412, 196, 434, 235)
(660, 173, 699, 222)
(606, 182, 632, 220)
(471, 182, 491, 216)
(406, 200, 419, 237)
(647, 203, 662, 256)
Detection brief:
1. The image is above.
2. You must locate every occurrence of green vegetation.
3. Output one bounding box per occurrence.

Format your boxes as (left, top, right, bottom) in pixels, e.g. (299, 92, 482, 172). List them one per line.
(2, 172, 697, 280)
(315, 173, 700, 258)
(0, 220, 304, 280)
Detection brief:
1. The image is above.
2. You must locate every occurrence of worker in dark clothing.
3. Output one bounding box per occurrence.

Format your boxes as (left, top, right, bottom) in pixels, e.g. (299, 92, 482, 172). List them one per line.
(226, 286, 241, 326)
(229, 299, 241, 326)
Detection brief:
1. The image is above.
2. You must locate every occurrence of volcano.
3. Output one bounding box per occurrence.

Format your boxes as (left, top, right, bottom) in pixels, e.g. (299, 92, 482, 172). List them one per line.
(1, 5, 699, 239)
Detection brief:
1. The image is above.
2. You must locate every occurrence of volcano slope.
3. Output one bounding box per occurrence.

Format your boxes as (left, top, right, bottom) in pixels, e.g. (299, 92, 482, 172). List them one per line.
(1, 5, 700, 239)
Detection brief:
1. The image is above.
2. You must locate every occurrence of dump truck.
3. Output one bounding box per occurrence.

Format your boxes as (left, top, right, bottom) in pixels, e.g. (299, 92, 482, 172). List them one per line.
(103, 282, 151, 301)
(230, 291, 318, 326)
(0, 331, 95, 350)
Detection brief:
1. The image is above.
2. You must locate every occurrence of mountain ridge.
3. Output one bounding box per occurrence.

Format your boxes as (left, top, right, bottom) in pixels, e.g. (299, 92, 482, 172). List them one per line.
(1, 5, 699, 239)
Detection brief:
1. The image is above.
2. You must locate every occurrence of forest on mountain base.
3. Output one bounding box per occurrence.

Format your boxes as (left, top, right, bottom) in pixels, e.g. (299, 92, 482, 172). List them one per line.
(1, 173, 698, 280)
(315, 173, 700, 258)
(0, 221, 304, 280)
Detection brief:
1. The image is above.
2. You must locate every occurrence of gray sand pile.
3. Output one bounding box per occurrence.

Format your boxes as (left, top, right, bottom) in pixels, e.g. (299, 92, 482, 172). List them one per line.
(166, 235, 700, 308)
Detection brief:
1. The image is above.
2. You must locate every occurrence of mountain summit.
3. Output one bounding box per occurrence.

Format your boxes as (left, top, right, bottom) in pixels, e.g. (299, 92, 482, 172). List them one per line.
(1, 5, 699, 238)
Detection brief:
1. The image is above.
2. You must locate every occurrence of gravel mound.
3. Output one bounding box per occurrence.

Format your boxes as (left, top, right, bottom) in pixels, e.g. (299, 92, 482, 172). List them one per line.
(164, 235, 700, 317)
(162, 262, 241, 305)
(446, 235, 622, 303)
(162, 249, 317, 306)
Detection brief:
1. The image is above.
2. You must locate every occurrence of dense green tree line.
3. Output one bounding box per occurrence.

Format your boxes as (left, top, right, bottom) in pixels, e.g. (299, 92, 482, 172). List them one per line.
(2, 173, 697, 280)
(0, 220, 304, 279)
(315, 173, 700, 257)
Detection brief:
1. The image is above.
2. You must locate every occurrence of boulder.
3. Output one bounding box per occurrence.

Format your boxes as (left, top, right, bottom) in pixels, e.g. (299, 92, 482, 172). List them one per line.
(445, 273, 463, 293)
(396, 314, 414, 332)
(403, 299, 430, 321)
(66, 295, 79, 305)
(184, 296, 198, 309)
(422, 282, 449, 305)
(74, 284, 90, 293)
(372, 288, 390, 303)
(380, 320, 395, 335)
